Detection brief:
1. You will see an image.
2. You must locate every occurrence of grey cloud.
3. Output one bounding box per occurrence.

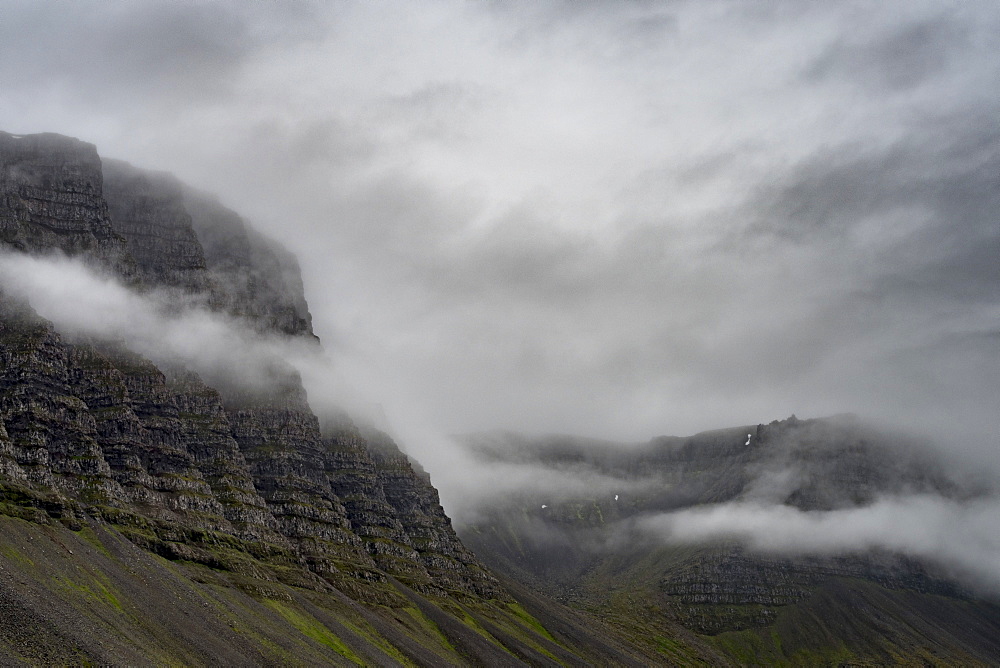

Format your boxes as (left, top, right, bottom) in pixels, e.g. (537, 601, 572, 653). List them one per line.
(639, 495, 1000, 595)
(2, 2, 245, 103)
(2, 1, 999, 520)
(748, 115, 1000, 245)
(0, 1, 331, 115)
(805, 15, 969, 91)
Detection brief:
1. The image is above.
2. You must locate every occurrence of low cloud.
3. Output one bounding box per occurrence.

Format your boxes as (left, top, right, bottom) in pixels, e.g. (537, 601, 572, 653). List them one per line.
(2, 2, 999, 572)
(0, 252, 362, 419)
(431, 450, 660, 526)
(639, 494, 1000, 595)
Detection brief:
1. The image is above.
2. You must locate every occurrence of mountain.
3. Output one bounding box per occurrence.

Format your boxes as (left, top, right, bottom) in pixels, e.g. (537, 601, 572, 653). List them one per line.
(455, 416, 1000, 665)
(0, 130, 660, 665)
(2, 129, 998, 666)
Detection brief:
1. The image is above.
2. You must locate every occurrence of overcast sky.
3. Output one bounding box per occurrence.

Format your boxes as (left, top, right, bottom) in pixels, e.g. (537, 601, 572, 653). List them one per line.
(2, 1, 998, 475)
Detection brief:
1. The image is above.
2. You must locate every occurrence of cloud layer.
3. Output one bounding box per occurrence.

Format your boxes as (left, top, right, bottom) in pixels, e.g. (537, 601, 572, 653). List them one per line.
(0, 252, 355, 417)
(1, 1, 998, 499)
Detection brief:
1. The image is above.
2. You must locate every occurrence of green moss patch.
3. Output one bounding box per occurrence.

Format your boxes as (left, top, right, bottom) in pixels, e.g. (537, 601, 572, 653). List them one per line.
(263, 600, 363, 663)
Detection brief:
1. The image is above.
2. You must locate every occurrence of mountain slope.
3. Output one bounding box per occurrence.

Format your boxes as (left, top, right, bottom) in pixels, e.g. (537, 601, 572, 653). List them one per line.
(456, 417, 1000, 665)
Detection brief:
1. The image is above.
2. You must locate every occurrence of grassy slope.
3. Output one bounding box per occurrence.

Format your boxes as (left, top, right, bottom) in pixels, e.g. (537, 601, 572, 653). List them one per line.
(463, 515, 1000, 667)
(0, 510, 657, 666)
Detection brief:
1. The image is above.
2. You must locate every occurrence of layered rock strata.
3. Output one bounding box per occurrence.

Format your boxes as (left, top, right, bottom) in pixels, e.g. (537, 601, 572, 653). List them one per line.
(0, 132, 134, 276)
(183, 187, 315, 337)
(101, 159, 213, 293)
(0, 130, 499, 604)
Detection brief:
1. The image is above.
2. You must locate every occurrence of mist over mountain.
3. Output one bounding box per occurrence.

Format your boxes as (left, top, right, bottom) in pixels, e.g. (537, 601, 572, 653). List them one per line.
(3, 1, 999, 460)
(1, 130, 651, 665)
(456, 417, 1000, 662)
(1, 1, 999, 664)
(1, 126, 997, 665)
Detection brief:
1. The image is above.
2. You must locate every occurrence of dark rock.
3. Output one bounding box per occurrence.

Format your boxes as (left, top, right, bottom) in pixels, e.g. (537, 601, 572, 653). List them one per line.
(363, 427, 506, 599)
(0, 297, 116, 498)
(101, 159, 212, 293)
(183, 187, 316, 338)
(0, 131, 135, 276)
(165, 368, 283, 543)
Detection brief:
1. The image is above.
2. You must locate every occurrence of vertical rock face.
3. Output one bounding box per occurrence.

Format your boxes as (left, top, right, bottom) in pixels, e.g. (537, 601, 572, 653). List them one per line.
(183, 187, 315, 337)
(0, 417, 26, 483)
(0, 132, 134, 276)
(0, 297, 115, 497)
(226, 397, 376, 578)
(99, 159, 315, 338)
(0, 130, 501, 605)
(323, 421, 428, 581)
(165, 369, 280, 542)
(362, 428, 505, 598)
(78, 343, 231, 525)
(101, 159, 212, 293)
(64, 341, 156, 503)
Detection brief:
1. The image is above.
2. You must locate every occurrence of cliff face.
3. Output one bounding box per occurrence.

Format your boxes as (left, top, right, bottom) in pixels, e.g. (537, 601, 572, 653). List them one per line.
(0, 132, 135, 277)
(182, 187, 315, 337)
(0, 131, 596, 666)
(0, 129, 501, 601)
(101, 159, 213, 293)
(99, 157, 314, 338)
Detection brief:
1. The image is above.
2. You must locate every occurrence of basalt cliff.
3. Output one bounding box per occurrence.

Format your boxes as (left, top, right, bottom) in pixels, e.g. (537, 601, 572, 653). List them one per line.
(0, 131, 659, 666)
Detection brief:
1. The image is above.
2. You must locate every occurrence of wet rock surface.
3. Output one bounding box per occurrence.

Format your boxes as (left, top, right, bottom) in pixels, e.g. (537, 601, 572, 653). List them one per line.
(0, 131, 136, 276)
(101, 159, 213, 293)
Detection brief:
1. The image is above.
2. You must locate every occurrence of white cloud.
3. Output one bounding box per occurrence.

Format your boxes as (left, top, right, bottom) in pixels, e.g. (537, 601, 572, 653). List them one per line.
(0, 252, 350, 410)
(640, 494, 1000, 594)
(1, 1, 999, 511)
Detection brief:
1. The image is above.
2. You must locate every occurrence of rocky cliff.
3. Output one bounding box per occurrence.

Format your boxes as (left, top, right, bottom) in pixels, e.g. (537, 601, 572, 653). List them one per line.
(182, 186, 315, 338)
(0, 132, 135, 277)
(0, 130, 661, 665)
(0, 129, 503, 597)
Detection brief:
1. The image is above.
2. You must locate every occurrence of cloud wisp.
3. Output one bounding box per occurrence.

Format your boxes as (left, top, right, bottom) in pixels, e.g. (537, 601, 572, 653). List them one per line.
(0, 251, 360, 418)
(639, 494, 1000, 595)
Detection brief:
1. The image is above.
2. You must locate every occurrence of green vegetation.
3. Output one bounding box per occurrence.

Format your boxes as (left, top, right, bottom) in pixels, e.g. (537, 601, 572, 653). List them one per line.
(505, 601, 555, 641)
(0, 541, 33, 567)
(263, 601, 363, 663)
(400, 605, 457, 653)
(52, 572, 124, 612)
